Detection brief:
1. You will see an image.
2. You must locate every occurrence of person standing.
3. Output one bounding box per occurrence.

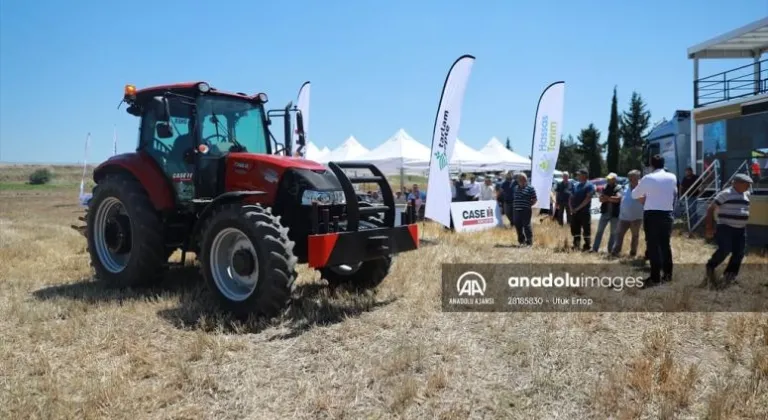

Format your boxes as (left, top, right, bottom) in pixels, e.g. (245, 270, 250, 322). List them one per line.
(407, 183, 425, 220)
(552, 171, 573, 226)
(592, 173, 621, 253)
(678, 166, 700, 221)
(703, 174, 753, 288)
(500, 171, 518, 227)
(611, 170, 644, 257)
(467, 175, 481, 201)
(513, 173, 537, 246)
(480, 177, 495, 201)
(680, 167, 699, 195)
(569, 169, 595, 251)
(453, 173, 470, 202)
(632, 155, 678, 286)
(494, 181, 505, 227)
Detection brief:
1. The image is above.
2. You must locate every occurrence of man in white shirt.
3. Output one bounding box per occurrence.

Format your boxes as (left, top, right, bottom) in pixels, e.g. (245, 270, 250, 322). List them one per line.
(632, 154, 678, 286)
(480, 177, 495, 200)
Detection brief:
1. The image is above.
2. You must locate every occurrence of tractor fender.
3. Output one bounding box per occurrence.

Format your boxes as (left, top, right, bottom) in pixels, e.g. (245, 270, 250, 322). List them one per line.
(190, 191, 267, 242)
(93, 152, 176, 211)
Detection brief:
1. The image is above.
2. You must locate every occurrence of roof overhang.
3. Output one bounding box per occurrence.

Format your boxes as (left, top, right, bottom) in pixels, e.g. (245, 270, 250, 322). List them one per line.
(687, 17, 768, 59)
(693, 93, 768, 124)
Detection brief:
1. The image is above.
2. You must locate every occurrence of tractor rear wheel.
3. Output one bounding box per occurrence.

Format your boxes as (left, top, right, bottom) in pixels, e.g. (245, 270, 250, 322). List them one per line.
(199, 203, 297, 319)
(86, 173, 167, 287)
(318, 221, 393, 291)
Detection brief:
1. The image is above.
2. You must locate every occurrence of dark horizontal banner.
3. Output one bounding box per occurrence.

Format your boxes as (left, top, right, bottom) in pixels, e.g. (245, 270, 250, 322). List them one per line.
(441, 263, 768, 312)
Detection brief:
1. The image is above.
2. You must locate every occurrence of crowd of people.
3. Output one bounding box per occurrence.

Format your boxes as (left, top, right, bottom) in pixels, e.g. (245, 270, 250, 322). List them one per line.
(491, 154, 753, 289)
(363, 154, 754, 288)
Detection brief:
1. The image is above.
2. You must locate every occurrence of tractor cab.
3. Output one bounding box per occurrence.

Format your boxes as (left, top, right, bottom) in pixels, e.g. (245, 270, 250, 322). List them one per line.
(123, 82, 303, 201)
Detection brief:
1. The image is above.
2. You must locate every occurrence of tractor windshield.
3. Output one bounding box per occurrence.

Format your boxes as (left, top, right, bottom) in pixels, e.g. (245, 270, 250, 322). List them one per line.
(196, 96, 268, 155)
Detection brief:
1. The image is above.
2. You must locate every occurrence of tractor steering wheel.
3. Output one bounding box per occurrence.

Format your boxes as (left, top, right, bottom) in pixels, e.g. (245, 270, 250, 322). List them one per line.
(203, 133, 229, 145)
(202, 133, 237, 153)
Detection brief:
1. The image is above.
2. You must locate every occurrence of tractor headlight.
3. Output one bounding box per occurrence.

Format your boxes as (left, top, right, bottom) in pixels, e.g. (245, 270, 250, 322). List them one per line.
(301, 190, 346, 206)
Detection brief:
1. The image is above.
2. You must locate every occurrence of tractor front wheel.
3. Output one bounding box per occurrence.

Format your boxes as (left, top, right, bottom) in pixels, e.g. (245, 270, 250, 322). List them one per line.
(86, 173, 167, 287)
(199, 204, 297, 319)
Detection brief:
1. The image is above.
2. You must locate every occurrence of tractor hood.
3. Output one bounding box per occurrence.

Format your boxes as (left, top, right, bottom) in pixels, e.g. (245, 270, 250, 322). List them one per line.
(228, 153, 326, 171)
(224, 152, 345, 207)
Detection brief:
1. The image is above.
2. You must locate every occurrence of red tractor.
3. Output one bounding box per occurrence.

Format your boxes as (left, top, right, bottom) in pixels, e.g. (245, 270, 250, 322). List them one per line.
(72, 81, 419, 318)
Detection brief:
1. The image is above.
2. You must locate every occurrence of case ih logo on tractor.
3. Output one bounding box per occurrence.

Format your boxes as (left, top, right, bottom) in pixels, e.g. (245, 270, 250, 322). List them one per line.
(70, 81, 419, 319)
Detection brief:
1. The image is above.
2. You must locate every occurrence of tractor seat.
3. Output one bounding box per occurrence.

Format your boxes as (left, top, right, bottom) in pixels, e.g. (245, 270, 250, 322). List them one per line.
(169, 134, 193, 162)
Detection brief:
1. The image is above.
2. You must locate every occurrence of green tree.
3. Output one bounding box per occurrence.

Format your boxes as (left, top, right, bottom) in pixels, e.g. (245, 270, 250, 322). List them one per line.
(619, 91, 651, 172)
(577, 124, 604, 178)
(556, 134, 583, 174)
(505, 137, 512, 151)
(606, 86, 620, 173)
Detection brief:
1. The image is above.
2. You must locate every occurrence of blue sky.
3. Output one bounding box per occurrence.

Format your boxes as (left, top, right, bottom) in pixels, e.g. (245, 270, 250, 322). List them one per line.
(0, 0, 766, 164)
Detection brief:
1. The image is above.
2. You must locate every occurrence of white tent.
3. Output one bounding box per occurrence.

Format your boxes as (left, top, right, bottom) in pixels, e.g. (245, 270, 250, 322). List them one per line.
(355, 129, 430, 175)
(320, 146, 330, 155)
(322, 136, 369, 162)
(303, 141, 328, 161)
(450, 138, 490, 172)
(477, 137, 531, 171)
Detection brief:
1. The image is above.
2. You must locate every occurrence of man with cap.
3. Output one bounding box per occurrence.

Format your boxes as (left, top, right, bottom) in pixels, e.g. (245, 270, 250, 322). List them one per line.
(569, 169, 595, 251)
(592, 173, 621, 253)
(703, 173, 753, 288)
(632, 154, 678, 286)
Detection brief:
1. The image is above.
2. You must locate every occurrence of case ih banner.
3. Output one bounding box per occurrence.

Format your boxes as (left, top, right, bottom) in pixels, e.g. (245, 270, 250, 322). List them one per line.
(449, 200, 498, 233)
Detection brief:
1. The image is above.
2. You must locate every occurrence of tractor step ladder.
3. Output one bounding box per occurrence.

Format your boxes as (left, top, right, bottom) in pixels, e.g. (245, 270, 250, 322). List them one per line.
(682, 159, 751, 233)
(679, 159, 720, 233)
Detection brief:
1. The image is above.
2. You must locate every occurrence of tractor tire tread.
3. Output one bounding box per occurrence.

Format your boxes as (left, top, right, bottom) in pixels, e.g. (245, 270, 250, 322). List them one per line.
(199, 203, 297, 319)
(86, 173, 166, 287)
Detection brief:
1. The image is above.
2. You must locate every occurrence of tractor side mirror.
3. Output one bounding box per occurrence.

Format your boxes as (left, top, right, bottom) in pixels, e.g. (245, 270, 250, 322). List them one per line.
(152, 96, 171, 123)
(156, 122, 173, 139)
(296, 111, 306, 149)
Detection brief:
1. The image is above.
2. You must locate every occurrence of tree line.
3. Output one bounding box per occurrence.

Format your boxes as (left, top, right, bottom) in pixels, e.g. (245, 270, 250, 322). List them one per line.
(555, 88, 652, 177)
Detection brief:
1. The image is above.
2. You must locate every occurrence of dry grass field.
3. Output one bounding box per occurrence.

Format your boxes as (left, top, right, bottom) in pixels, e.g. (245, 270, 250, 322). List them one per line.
(2, 164, 768, 419)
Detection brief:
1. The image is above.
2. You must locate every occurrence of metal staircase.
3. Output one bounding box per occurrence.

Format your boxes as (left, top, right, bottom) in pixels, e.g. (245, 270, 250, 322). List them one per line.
(679, 159, 751, 233)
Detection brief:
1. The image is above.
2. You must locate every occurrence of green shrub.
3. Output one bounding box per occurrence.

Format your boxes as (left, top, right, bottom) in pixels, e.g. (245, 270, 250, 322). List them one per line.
(28, 168, 52, 185)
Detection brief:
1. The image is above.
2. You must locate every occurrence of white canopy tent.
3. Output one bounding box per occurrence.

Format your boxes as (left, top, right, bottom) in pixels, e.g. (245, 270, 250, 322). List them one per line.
(477, 137, 531, 172)
(355, 129, 430, 175)
(321, 136, 369, 163)
(449, 138, 491, 172)
(303, 141, 329, 162)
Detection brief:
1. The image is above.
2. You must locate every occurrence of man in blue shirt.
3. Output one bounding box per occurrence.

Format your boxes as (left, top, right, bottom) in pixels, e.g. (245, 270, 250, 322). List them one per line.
(512, 173, 537, 246)
(611, 170, 644, 257)
(406, 183, 426, 221)
(568, 169, 595, 251)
